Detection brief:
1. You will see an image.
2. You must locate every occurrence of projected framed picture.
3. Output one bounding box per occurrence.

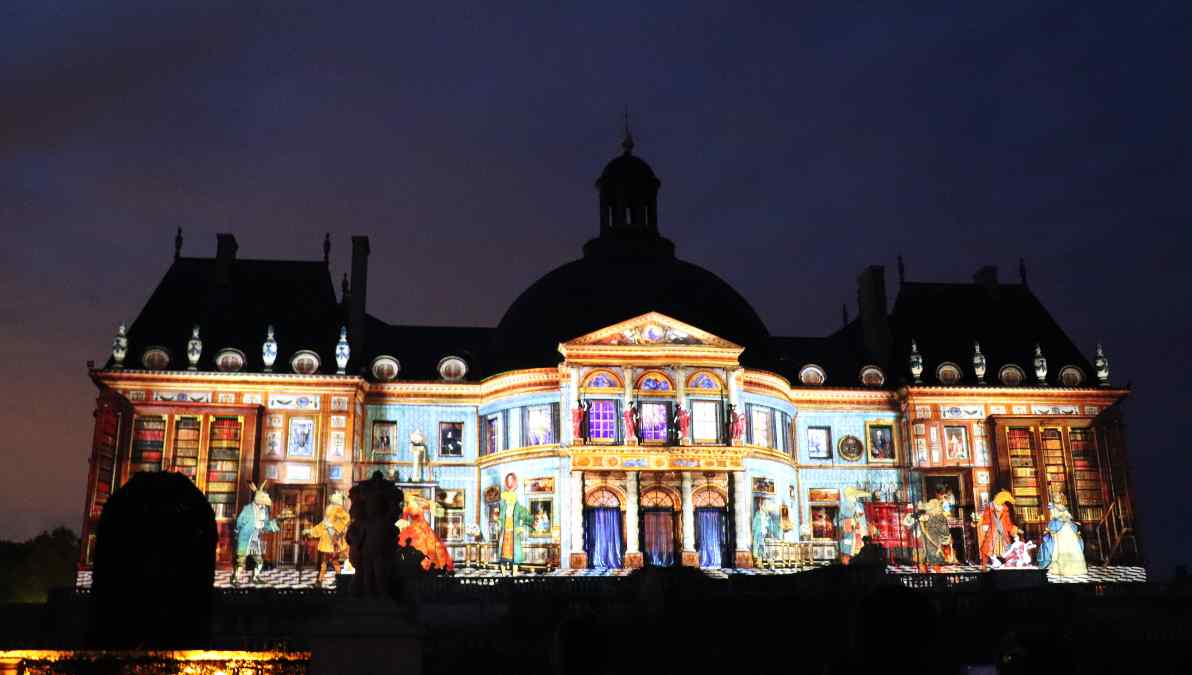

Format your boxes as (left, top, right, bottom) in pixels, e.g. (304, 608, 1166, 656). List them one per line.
(865, 421, 896, 462)
(529, 498, 553, 537)
(287, 417, 316, 458)
(807, 426, 832, 460)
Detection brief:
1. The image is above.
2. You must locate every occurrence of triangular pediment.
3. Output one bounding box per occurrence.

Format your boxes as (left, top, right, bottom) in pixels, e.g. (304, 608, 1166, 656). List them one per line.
(562, 312, 743, 350)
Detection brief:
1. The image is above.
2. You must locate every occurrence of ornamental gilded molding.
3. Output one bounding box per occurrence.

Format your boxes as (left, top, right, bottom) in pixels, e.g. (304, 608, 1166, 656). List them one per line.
(567, 445, 746, 472)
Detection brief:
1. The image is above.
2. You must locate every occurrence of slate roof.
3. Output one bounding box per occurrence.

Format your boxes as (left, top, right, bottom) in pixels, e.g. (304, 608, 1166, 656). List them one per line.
(110, 257, 343, 374)
(108, 255, 1096, 389)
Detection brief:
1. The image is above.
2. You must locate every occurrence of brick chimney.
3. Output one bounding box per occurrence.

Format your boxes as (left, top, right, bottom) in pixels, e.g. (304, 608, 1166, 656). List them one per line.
(349, 236, 370, 363)
(974, 265, 999, 299)
(856, 265, 890, 366)
(215, 233, 238, 285)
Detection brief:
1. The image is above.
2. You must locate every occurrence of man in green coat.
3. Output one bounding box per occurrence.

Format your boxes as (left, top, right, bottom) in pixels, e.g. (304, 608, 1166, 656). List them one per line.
(497, 473, 534, 575)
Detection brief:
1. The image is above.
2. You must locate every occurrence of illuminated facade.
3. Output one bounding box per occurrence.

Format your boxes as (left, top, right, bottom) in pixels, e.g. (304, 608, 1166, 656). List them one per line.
(79, 137, 1139, 575)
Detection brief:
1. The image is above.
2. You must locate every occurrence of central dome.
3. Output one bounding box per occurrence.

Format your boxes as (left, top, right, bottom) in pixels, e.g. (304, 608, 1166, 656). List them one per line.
(492, 137, 769, 370)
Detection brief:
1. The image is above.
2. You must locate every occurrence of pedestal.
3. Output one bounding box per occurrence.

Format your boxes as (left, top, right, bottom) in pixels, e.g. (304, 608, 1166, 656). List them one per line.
(305, 597, 423, 675)
(681, 550, 699, 567)
(624, 551, 644, 569)
(569, 552, 588, 569)
(734, 550, 754, 568)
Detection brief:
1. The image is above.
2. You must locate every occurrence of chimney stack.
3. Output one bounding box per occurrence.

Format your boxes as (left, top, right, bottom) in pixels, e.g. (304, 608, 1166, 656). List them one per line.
(856, 265, 890, 366)
(974, 265, 999, 299)
(349, 236, 370, 366)
(215, 233, 238, 285)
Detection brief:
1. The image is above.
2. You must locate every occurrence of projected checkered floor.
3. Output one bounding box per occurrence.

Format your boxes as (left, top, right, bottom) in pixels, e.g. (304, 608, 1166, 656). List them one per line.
(76, 563, 1146, 589)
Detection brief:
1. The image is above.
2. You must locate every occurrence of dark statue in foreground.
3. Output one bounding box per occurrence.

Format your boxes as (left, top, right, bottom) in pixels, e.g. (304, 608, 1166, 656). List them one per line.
(90, 471, 216, 649)
(346, 470, 404, 598)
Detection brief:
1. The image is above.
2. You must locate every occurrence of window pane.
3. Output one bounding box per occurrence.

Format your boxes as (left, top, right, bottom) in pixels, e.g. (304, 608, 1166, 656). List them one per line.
(526, 406, 554, 445)
(589, 400, 616, 440)
(752, 408, 771, 447)
(640, 402, 668, 442)
(692, 401, 719, 442)
(487, 415, 501, 453)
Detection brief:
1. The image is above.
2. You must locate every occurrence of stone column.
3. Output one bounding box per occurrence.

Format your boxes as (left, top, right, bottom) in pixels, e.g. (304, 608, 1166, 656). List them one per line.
(733, 470, 753, 567)
(624, 472, 642, 568)
(680, 471, 698, 566)
(568, 470, 587, 569)
(560, 365, 573, 446)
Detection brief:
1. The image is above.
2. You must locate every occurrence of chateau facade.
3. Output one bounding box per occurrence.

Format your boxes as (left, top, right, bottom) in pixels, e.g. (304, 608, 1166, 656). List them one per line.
(79, 138, 1138, 574)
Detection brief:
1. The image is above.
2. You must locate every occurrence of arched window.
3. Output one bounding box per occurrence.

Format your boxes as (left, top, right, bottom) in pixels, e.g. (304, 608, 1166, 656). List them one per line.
(635, 370, 674, 393)
(640, 488, 675, 509)
(687, 371, 723, 392)
(586, 487, 621, 508)
(692, 487, 727, 508)
(582, 369, 623, 391)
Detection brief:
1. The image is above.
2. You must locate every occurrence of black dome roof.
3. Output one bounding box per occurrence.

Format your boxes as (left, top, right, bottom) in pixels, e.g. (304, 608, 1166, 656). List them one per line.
(597, 153, 659, 188)
(493, 250, 770, 370)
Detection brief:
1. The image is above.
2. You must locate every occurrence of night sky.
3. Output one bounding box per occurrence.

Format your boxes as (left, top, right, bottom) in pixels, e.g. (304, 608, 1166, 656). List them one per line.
(2, 2, 1188, 577)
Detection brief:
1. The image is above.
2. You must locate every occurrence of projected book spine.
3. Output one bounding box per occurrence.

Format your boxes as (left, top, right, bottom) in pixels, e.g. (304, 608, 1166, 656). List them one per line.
(172, 417, 201, 481)
(1006, 427, 1042, 522)
(207, 417, 242, 519)
(130, 416, 165, 474)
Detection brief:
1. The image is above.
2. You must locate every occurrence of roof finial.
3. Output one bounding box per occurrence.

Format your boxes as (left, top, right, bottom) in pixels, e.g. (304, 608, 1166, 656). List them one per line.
(897, 255, 905, 285)
(341, 273, 350, 301)
(174, 227, 183, 260)
(323, 233, 331, 264)
(1019, 257, 1028, 286)
(621, 106, 635, 154)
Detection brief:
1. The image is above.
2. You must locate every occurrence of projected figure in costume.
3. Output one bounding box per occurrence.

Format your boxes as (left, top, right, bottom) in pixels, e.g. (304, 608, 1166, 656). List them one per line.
(396, 492, 454, 572)
(1037, 501, 1086, 576)
(976, 490, 1017, 567)
(497, 473, 533, 575)
(304, 490, 349, 586)
(1001, 532, 1037, 568)
(839, 488, 869, 564)
(232, 481, 279, 586)
(751, 500, 780, 564)
(571, 400, 588, 445)
(623, 400, 639, 445)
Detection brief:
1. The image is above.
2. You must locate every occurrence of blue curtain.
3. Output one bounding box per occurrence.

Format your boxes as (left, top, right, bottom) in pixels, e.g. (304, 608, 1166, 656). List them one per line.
(697, 508, 724, 568)
(584, 508, 623, 569)
(643, 511, 676, 566)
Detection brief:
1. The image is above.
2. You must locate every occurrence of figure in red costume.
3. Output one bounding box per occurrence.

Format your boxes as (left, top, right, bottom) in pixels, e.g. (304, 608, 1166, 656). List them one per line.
(571, 400, 588, 445)
(622, 400, 638, 444)
(976, 490, 1018, 567)
(675, 404, 690, 442)
(730, 407, 746, 443)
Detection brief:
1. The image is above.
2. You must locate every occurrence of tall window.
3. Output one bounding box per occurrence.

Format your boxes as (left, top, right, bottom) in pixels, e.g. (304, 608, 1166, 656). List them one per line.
(751, 407, 772, 448)
(692, 400, 720, 443)
(640, 402, 669, 443)
(588, 400, 616, 441)
(525, 405, 555, 445)
(486, 414, 502, 454)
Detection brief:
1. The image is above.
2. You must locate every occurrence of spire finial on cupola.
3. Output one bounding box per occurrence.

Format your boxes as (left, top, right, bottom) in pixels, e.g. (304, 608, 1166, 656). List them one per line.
(621, 106, 635, 154)
(174, 228, 183, 260)
(323, 233, 331, 264)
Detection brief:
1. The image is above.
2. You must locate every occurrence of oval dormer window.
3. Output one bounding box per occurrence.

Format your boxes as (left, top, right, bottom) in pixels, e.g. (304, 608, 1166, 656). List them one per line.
(290, 350, 321, 375)
(799, 365, 826, 386)
(141, 347, 171, 370)
(999, 364, 1026, 386)
(214, 348, 245, 373)
(859, 366, 885, 387)
(438, 356, 468, 381)
(1058, 366, 1085, 387)
(371, 355, 401, 382)
(936, 362, 963, 386)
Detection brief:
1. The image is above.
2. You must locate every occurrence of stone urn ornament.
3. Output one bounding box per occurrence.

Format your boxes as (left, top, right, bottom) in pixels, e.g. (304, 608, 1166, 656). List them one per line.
(972, 341, 986, 384)
(262, 325, 278, 372)
(1033, 344, 1048, 385)
(1095, 344, 1110, 386)
(111, 323, 128, 369)
(909, 340, 924, 383)
(335, 325, 350, 374)
(186, 325, 202, 370)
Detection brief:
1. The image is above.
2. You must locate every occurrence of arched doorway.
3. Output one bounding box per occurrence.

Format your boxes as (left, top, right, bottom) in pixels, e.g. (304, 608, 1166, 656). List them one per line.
(693, 487, 729, 568)
(640, 488, 678, 566)
(584, 487, 624, 569)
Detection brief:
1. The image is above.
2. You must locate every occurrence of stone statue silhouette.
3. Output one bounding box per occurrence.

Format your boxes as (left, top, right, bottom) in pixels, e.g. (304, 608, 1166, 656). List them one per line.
(346, 471, 404, 598)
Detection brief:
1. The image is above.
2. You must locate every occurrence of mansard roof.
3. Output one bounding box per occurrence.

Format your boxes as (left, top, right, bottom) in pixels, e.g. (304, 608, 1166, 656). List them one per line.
(109, 256, 342, 373)
(887, 281, 1096, 386)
